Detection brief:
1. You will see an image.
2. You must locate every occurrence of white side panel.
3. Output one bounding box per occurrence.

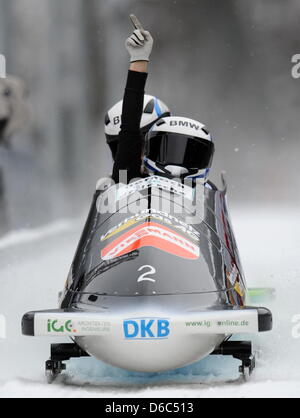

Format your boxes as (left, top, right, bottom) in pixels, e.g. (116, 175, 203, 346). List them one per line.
(33, 309, 259, 337)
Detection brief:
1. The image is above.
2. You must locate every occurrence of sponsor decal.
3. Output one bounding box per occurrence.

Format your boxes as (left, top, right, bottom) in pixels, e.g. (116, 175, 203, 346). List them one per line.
(123, 317, 170, 340)
(116, 176, 194, 202)
(101, 222, 200, 261)
(184, 310, 259, 333)
(234, 282, 244, 298)
(185, 320, 211, 329)
(226, 265, 245, 299)
(101, 217, 139, 241)
(185, 319, 250, 329)
(46, 318, 111, 335)
(169, 120, 203, 131)
(48, 319, 76, 334)
(227, 265, 239, 286)
(217, 319, 249, 328)
(101, 209, 200, 242)
(76, 320, 111, 334)
(96, 175, 206, 225)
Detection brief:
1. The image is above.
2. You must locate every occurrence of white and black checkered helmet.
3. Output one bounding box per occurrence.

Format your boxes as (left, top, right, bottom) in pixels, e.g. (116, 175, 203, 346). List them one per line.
(144, 116, 214, 182)
(105, 95, 170, 160)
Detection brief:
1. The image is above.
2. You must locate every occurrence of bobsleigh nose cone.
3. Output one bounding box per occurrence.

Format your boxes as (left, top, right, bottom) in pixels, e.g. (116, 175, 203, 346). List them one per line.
(75, 316, 224, 372)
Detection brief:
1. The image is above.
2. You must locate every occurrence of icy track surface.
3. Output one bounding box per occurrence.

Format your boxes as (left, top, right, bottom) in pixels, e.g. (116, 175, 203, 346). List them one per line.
(0, 207, 300, 398)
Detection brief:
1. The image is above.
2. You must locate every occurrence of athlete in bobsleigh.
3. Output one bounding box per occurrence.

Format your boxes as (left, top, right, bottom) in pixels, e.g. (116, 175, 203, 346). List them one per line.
(105, 15, 215, 187)
(22, 15, 273, 382)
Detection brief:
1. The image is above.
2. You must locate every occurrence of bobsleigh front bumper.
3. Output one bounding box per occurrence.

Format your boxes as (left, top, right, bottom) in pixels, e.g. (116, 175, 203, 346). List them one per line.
(22, 306, 272, 337)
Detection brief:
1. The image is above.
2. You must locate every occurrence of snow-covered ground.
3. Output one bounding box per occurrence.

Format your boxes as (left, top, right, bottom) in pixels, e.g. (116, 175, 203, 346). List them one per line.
(0, 207, 300, 398)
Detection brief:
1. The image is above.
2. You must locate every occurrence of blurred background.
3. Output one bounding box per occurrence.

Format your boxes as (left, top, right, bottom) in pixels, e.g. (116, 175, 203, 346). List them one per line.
(0, 0, 299, 235)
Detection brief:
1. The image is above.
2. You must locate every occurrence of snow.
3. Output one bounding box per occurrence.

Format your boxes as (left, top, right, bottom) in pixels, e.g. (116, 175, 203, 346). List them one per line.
(0, 220, 75, 250)
(0, 207, 300, 398)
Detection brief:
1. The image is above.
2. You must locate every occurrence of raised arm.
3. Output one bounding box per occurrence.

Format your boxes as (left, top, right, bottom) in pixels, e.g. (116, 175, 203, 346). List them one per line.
(112, 16, 153, 184)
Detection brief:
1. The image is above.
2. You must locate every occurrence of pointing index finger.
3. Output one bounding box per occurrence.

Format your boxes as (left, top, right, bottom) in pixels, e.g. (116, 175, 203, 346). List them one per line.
(130, 14, 144, 31)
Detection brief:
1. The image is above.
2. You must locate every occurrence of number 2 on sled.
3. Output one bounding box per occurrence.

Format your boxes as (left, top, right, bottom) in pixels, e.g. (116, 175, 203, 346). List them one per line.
(137, 265, 156, 283)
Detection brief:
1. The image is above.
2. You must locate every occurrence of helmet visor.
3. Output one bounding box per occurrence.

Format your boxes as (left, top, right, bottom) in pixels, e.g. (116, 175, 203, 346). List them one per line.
(147, 132, 215, 170)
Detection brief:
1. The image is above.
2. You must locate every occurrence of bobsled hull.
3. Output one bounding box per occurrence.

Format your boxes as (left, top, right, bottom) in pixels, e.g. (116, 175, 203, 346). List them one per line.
(22, 176, 273, 375)
(22, 306, 271, 372)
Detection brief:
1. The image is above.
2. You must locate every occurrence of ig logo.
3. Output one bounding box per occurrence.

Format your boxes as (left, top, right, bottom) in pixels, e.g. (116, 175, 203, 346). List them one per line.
(123, 318, 170, 340)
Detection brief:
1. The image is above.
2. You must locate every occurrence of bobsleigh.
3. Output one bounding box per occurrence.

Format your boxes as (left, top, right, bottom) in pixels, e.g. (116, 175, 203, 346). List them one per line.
(22, 175, 272, 383)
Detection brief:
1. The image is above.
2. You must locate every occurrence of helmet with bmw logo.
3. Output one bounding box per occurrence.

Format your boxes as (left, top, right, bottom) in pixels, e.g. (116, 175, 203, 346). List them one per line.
(144, 116, 214, 182)
(105, 95, 170, 160)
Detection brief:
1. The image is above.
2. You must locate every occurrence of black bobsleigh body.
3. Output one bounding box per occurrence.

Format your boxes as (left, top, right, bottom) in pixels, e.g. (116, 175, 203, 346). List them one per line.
(22, 175, 272, 382)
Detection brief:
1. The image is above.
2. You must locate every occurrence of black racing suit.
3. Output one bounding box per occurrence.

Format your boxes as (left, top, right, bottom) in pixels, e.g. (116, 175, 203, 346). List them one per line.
(112, 70, 148, 184)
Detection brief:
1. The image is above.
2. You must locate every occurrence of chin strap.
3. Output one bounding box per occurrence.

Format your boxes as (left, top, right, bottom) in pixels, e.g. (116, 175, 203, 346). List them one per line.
(164, 165, 189, 177)
(144, 158, 210, 183)
(186, 168, 210, 181)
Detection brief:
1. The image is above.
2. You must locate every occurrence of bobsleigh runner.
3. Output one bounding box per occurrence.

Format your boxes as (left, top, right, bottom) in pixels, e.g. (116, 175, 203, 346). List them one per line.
(22, 175, 273, 383)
